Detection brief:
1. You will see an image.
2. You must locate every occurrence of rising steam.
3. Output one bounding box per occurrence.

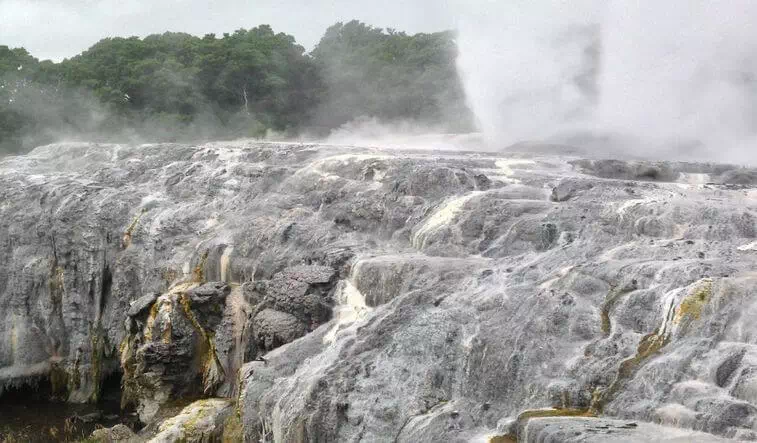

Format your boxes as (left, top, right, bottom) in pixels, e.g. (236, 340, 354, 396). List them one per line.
(454, 1, 757, 163)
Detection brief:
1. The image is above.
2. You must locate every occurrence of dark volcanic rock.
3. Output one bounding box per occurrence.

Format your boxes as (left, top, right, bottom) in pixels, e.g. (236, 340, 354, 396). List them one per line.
(551, 179, 594, 202)
(243, 264, 339, 335)
(186, 282, 231, 330)
(127, 292, 159, 318)
(120, 281, 245, 422)
(252, 309, 308, 352)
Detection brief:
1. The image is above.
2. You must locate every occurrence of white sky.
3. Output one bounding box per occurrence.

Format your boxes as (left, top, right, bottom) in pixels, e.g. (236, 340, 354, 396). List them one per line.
(0, 0, 458, 61)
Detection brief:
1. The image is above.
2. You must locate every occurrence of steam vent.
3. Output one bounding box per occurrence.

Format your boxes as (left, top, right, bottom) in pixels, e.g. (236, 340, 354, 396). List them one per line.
(3, 140, 757, 442)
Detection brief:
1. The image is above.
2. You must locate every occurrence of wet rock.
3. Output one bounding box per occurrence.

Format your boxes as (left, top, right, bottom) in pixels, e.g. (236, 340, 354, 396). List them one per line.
(4, 142, 757, 442)
(732, 366, 757, 401)
(151, 398, 233, 443)
(716, 350, 746, 388)
(73, 411, 103, 423)
(551, 179, 593, 202)
(128, 293, 159, 318)
(253, 309, 308, 352)
(120, 283, 246, 422)
(474, 174, 491, 190)
(514, 417, 728, 442)
(187, 282, 231, 304)
(634, 216, 668, 237)
(186, 282, 231, 330)
(121, 293, 205, 422)
(245, 265, 338, 333)
(716, 168, 757, 186)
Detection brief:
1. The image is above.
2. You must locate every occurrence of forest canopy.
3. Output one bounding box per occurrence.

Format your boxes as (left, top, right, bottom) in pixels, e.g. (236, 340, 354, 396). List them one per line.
(0, 20, 472, 155)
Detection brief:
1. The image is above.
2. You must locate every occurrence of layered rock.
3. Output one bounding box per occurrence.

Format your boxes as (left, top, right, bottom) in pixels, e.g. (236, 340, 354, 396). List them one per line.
(243, 265, 339, 354)
(507, 416, 728, 442)
(120, 282, 242, 422)
(2, 140, 757, 441)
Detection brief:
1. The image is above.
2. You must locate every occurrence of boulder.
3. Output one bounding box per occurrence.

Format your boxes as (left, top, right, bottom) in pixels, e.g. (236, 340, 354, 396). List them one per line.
(150, 399, 233, 443)
(120, 283, 244, 423)
(253, 309, 308, 352)
(90, 424, 139, 443)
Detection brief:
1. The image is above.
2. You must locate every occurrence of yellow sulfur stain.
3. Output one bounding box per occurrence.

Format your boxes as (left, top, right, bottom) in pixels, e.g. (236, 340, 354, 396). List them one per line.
(179, 293, 225, 393)
(122, 208, 147, 248)
(517, 407, 595, 421)
(674, 279, 713, 324)
(193, 250, 210, 283)
(590, 327, 669, 415)
(495, 408, 596, 442)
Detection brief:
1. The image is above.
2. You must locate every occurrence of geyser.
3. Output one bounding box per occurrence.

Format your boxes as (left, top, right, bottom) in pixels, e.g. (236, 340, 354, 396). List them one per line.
(454, 0, 757, 162)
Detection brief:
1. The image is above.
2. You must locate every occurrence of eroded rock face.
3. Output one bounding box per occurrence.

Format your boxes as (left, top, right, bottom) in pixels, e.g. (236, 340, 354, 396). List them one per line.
(149, 398, 233, 443)
(120, 282, 239, 422)
(2, 141, 757, 441)
(233, 146, 757, 442)
(243, 265, 339, 355)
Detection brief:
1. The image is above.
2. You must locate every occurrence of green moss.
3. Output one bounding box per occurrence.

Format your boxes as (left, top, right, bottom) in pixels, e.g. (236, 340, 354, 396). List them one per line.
(222, 410, 243, 443)
(69, 356, 81, 392)
(88, 330, 104, 403)
(49, 266, 65, 303)
(119, 334, 140, 411)
(585, 281, 713, 413)
(143, 301, 162, 342)
(49, 362, 69, 400)
(162, 267, 180, 289)
(160, 400, 230, 442)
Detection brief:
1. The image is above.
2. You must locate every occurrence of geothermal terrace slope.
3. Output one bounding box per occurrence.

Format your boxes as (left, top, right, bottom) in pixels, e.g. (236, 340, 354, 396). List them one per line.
(1, 141, 757, 441)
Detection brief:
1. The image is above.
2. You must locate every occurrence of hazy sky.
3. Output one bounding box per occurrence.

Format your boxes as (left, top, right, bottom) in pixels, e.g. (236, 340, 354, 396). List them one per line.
(0, 0, 457, 61)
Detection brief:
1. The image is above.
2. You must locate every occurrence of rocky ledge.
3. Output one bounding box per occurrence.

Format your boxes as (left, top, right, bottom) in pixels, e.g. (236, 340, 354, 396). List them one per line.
(1, 140, 757, 441)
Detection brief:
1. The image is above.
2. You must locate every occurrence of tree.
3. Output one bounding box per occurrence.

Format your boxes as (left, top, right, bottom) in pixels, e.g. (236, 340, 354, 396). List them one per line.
(0, 21, 472, 156)
(310, 21, 472, 132)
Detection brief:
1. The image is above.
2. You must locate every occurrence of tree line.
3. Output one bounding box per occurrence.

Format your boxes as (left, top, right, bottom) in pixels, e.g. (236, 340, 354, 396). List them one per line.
(0, 21, 472, 155)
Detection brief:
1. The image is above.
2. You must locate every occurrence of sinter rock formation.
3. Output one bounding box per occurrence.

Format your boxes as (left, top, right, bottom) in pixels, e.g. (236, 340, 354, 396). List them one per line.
(2, 141, 757, 441)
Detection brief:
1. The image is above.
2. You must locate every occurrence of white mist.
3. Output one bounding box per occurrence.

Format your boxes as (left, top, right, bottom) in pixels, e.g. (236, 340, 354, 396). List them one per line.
(454, 1, 757, 162)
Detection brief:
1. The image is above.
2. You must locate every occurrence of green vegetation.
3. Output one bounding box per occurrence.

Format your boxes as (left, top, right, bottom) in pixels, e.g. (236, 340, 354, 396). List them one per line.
(311, 21, 471, 132)
(0, 21, 472, 156)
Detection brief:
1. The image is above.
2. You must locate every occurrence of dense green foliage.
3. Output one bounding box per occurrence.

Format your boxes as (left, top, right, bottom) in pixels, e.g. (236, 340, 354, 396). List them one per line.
(311, 21, 471, 132)
(0, 21, 471, 155)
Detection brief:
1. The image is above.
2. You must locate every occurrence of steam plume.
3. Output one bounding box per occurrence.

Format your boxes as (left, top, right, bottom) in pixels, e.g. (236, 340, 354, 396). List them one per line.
(454, 1, 757, 162)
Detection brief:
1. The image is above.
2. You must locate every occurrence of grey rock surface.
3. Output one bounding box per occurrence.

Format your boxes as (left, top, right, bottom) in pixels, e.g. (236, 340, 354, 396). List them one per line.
(119, 282, 236, 422)
(128, 293, 159, 318)
(515, 416, 729, 442)
(252, 308, 308, 352)
(2, 140, 757, 441)
(149, 398, 233, 443)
